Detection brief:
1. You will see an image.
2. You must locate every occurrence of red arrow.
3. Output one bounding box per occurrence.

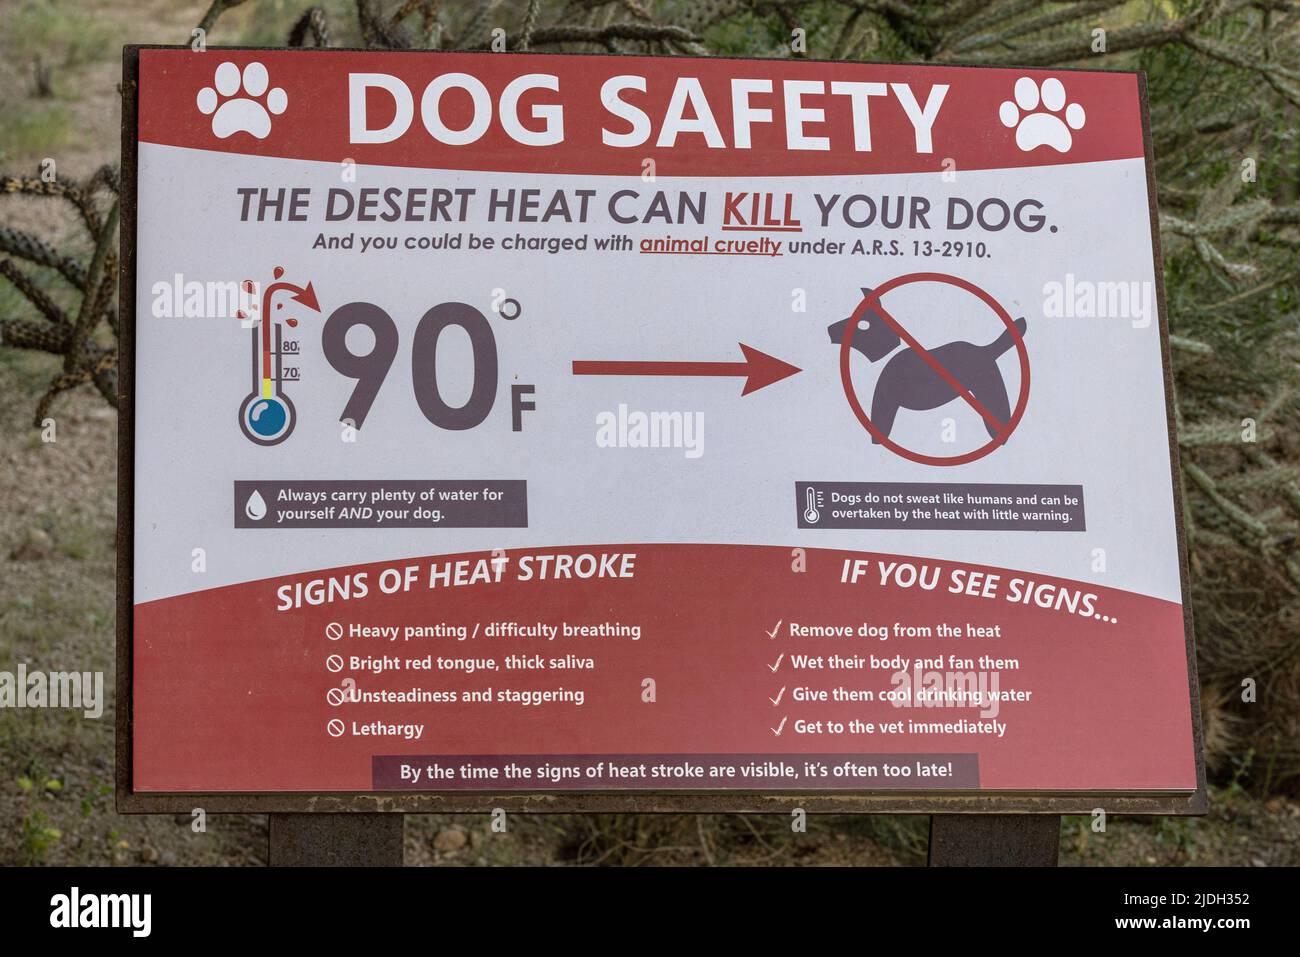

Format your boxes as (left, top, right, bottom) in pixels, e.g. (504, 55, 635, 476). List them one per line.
(290, 281, 319, 312)
(264, 280, 320, 313)
(572, 343, 801, 396)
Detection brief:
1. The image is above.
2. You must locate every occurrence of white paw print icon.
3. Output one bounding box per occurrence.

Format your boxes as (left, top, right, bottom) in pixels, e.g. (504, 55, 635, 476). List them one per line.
(999, 77, 1085, 153)
(196, 62, 287, 139)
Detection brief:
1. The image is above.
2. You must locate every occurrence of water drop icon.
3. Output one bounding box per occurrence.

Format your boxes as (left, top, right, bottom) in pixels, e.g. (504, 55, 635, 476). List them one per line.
(245, 489, 268, 521)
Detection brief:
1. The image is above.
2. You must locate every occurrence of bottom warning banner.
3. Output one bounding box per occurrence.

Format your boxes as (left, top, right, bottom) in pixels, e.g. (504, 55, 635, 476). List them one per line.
(370, 753, 982, 790)
(132, 544, 1196, 793)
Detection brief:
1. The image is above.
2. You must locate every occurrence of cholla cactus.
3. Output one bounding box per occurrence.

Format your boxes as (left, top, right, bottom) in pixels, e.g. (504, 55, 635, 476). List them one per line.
(1, 165, 120, 425)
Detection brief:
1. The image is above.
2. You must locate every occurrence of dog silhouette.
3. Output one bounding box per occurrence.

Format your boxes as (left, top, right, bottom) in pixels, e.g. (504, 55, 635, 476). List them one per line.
(828, 288, 1026, 444)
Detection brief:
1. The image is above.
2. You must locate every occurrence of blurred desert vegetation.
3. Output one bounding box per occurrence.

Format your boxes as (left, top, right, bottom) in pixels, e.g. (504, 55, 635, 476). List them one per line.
(1, 0, 1298, 865)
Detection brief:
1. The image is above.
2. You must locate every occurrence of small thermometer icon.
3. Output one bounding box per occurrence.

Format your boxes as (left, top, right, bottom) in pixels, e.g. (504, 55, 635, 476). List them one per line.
(237, 267, 320, 446)
(803, 487, 821, 524)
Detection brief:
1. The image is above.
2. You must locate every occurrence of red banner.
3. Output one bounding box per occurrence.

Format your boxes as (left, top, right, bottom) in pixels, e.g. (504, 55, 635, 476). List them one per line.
(138, 50, 1144, 176)
(133, 544, 1195, 793)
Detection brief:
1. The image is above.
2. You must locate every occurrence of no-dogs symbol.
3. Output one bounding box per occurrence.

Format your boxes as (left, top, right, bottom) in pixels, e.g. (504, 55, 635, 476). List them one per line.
(827, 273, 1030, 466)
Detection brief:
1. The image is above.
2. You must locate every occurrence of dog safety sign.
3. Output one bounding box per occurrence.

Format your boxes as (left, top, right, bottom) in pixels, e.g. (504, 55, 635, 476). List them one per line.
(122, 47, 1201, 804)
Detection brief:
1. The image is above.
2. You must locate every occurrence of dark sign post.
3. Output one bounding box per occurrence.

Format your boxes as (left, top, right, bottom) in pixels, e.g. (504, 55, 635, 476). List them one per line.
(268, 814, 404, 867)
(929, 815, 1061, 866)
(119, 46, 1204, 867)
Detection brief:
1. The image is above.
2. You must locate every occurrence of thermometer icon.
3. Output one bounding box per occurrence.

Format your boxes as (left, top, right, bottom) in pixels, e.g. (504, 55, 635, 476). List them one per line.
(803, 487, 821, 524)
(237, 267, 320, 446)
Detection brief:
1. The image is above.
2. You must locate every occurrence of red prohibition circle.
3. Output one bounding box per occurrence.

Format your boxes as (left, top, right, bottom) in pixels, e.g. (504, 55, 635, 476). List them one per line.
(839, 272, 1030, 467)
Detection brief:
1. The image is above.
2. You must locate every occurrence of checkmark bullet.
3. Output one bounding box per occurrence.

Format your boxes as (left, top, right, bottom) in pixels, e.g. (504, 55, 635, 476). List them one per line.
(768, 653, 784, 673)
(771, 716, 788, 736)
(769, 686, 786, 706)
(766, 619, 783, 639)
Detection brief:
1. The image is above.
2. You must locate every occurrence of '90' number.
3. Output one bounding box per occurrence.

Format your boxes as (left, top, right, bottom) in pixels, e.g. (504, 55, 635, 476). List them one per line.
(321, 301, 498, 431)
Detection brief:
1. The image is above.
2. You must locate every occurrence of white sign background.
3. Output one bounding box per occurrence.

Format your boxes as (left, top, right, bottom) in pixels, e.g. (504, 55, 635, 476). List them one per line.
(136, 152, 1175, 604)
